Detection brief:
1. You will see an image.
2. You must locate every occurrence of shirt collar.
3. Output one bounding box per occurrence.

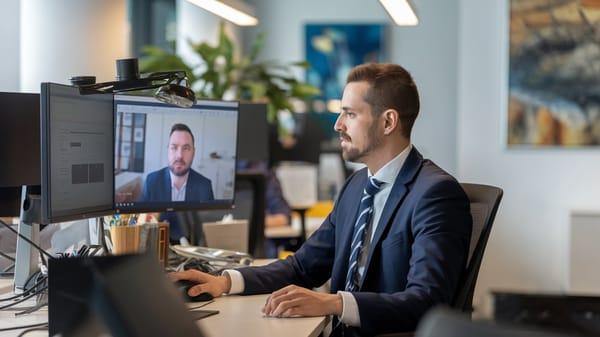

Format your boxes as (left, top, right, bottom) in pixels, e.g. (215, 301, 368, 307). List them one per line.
(368, 144, 413, 185)
(169, 170, 189, 189)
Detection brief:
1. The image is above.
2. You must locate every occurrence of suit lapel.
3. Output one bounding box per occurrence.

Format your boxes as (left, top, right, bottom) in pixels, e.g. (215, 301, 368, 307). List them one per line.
(359, 147, 424, 289)
(163, 168, 172, 198)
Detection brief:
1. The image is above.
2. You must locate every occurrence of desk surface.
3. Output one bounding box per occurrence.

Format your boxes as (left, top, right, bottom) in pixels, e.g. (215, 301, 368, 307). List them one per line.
(0, 277, 329, 337)
(198, 294, 329, 337)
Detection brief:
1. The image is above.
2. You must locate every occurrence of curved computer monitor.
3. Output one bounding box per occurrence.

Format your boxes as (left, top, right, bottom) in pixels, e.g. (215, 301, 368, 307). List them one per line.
(40, 83, 115, 224)
(113, 95, 239, 214)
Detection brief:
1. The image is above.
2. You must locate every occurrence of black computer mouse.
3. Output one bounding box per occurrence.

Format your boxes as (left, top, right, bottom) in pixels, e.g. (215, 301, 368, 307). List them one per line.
(174, 279, 214, 302)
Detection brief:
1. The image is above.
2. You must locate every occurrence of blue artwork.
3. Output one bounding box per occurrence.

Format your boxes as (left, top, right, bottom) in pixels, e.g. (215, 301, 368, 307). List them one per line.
(305, 24, 386, 112)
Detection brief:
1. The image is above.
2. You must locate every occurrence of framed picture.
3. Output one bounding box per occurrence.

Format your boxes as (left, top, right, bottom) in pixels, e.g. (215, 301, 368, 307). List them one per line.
(305, 23, 386, 113)
(508, 0, 600, 146)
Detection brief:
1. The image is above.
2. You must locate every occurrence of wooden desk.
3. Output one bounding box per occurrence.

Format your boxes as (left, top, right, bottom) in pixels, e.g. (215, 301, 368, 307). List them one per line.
(198, 294, 329, 337)
(0, 277, 329, 337)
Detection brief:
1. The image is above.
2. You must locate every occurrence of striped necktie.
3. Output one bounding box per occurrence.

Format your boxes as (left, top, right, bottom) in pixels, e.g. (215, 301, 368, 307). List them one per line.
(345, 176, 383, 292)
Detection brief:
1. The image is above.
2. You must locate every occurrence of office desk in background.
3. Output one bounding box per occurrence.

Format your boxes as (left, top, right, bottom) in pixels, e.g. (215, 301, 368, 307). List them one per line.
(0, 277, 329, 337)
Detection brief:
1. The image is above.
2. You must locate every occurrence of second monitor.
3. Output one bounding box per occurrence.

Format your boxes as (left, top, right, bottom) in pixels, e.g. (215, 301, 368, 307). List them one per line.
(114, 95, 239, 214)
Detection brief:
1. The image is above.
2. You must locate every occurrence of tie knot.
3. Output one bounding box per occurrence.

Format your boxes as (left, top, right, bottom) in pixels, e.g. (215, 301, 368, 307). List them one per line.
(365, 176, 383, 196)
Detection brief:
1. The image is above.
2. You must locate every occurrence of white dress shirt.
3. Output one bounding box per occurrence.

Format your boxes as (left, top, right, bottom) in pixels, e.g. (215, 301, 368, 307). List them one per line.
(169, 171, 188, 201)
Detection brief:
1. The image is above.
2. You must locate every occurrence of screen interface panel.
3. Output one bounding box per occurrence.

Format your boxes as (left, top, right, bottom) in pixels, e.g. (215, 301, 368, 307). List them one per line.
(41, 83, 114, 223)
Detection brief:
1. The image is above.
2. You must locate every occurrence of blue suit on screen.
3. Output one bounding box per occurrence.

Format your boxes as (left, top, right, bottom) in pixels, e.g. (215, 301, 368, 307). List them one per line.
(139, 167, 214, 202)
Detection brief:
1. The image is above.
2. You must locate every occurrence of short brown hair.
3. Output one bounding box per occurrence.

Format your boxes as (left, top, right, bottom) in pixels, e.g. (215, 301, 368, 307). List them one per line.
(346, 63, 420, 138)
(170, 123, 195, 145)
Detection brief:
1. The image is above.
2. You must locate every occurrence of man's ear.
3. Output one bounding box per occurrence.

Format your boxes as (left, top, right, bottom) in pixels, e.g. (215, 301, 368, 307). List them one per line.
(382, 109, 399, 135)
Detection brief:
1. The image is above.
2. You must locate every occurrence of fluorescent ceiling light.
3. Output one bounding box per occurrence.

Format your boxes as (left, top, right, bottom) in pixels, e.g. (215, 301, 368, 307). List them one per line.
(379, 0, 419, 26)
(186, 0, 259, 26)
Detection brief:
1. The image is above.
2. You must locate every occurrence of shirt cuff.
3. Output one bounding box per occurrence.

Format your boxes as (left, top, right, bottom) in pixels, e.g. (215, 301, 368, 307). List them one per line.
(337, 290, 360, 327)
(222, 269, 244, 294)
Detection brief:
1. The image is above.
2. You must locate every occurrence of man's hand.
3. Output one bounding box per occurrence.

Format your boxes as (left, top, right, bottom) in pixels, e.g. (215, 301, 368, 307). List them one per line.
(169, 269, 231, 298)
(262, 285, 343, 318)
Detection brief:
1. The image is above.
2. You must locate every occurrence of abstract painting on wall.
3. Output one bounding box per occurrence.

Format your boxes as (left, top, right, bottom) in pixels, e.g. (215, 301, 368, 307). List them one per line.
(305, 24, 386, 113)
(508, 0, 600, 146)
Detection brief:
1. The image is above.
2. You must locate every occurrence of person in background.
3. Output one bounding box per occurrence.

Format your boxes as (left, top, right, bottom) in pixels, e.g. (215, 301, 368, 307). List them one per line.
(237, 160, 292, 258)
(170, 63, 472, 336)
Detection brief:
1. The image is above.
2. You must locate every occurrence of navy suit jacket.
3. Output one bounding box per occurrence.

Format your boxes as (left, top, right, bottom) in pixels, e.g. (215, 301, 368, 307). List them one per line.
(237, 147, 472, 336)
(139, 167, 214, 202)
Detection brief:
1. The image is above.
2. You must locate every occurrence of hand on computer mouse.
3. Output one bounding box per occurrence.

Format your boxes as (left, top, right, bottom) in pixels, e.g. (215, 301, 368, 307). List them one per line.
(168, 269, 232, 299)
(174, 279, 214, 302)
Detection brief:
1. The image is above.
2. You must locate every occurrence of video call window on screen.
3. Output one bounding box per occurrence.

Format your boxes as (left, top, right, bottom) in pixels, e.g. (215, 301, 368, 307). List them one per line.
(113, 95, 239, 214)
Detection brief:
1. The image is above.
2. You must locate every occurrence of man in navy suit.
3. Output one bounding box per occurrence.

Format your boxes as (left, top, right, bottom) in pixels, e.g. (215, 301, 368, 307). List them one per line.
(139, 123, 214, 203)
(140, 123, 214, 241)
(172, 63, 472, 336)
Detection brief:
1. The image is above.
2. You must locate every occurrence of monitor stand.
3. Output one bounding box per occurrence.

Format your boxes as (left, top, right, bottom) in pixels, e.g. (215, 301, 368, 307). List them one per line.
(13, 185, 42, 294)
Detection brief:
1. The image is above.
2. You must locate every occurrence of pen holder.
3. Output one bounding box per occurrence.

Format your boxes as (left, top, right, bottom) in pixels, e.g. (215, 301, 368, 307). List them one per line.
(109, 225, 142, 255)
(138, 222, 170, 267)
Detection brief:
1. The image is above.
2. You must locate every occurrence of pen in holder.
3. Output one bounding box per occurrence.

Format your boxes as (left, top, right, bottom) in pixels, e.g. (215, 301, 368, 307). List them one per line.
(109, 224, 142, 255)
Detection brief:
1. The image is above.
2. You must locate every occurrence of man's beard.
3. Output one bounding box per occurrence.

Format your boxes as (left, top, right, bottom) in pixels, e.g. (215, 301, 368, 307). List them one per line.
(341, 123, 382, 163)
(169, 160, 190, 177)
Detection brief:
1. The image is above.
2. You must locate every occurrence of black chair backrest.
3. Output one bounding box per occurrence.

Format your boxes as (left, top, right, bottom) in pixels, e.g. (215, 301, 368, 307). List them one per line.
(452, 183, 503, 313)
(374, 183, 504, 337)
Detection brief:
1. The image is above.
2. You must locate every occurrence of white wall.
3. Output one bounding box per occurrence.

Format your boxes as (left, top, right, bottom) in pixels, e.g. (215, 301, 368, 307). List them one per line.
(20, 0, 130, 92)
(458, 0, 600, 316)
(245, 0, 460, 174)
(0, 0, 20, 91)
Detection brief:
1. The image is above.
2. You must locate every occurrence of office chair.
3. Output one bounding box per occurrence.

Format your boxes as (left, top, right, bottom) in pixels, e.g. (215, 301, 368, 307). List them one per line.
(377, 183, 503, 337)
(452, 183, 503, 314)
(415, 306, 576, 337)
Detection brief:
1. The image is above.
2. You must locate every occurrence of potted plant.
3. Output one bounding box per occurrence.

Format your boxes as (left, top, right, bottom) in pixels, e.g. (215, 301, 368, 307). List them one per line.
(138, 21, 320, 131)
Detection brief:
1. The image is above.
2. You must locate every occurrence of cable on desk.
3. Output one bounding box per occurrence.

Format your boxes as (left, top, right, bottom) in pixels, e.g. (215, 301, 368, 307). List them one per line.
(15, 289, 47, 316)
(0, 285, 47, 310)
(0, 219, 54, 264)
(168, 253, 243, 276)
(0, 251, 15, 262)
(0, 273, 46, 303)
(3, 263, 15, 272)
(16, 323, 49, 337)
(0, 322, 48, 333)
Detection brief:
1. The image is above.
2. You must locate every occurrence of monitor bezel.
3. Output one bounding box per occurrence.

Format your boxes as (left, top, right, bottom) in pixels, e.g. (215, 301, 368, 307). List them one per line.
(40, 82, 115, 224)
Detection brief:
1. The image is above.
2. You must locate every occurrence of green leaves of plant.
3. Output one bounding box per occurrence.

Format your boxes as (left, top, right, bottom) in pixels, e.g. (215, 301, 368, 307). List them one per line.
(139, 20, 320, 124)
